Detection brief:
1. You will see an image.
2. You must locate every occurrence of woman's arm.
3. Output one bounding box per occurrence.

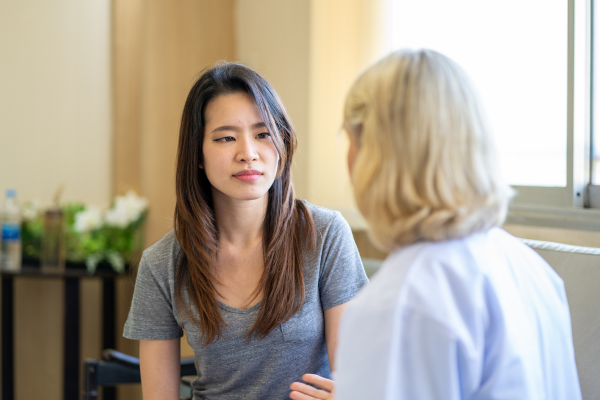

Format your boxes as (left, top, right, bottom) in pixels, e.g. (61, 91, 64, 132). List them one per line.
(140, 338, 181, 400)
(287, 303, 347, 400)
(324, 302, 347, 371)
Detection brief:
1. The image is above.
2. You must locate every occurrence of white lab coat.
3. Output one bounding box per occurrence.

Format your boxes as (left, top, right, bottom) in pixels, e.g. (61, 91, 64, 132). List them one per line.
(336, 228, 582, 400)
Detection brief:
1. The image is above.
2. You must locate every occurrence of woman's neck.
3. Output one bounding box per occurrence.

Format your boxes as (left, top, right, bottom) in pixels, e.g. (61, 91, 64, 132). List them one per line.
(211, 189, 267, 247)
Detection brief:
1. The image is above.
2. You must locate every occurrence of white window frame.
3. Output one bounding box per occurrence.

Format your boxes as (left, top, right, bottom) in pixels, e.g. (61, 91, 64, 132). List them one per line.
(511, 0, 588, 209)
(505, 0, 600, 232)
(589, 0, 600, 208)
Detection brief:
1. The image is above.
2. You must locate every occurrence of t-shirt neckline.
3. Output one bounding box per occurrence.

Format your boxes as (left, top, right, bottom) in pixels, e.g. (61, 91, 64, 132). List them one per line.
(217, 299, 263, 314)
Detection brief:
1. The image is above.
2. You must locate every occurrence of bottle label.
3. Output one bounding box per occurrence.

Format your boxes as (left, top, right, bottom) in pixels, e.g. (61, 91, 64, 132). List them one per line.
(1, 223, 21, 241)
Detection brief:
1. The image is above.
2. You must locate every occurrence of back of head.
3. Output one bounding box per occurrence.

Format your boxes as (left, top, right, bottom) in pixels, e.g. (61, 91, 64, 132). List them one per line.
(344, 49, 513, 252)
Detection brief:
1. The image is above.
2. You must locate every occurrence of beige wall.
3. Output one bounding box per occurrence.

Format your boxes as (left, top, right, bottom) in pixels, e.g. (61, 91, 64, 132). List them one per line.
(0, 0, 112, 207)
(307, 0, 382, 208)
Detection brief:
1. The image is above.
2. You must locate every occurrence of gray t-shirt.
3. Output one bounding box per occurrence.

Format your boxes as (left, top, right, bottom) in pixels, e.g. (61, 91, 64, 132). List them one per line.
(123, 203, 368, 400)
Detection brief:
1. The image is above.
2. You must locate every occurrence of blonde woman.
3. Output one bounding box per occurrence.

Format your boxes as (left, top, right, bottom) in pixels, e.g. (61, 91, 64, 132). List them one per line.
(290, 50, 581, 400)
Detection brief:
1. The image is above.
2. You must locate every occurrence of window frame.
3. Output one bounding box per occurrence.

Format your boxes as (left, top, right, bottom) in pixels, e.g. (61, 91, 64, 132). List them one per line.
(512, 0, 590, 209)
(589, 0, 600, 207)
(505, 0, 600, 231)
(371, 0, 600, 233)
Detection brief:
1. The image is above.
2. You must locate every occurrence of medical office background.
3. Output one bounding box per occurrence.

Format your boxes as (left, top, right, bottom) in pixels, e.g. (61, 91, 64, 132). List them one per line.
(1, 0, 600, 399)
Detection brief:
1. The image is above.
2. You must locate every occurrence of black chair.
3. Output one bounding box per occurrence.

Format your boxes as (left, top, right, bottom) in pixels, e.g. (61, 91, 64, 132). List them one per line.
(83, 349, 197, 400)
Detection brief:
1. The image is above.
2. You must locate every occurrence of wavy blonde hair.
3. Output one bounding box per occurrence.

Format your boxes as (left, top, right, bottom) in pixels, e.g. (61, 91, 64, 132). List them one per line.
(344, 49, 513, 252)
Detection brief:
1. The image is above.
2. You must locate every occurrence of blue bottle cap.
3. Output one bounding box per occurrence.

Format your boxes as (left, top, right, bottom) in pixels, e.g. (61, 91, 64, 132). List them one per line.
(6, 189, 16, 198)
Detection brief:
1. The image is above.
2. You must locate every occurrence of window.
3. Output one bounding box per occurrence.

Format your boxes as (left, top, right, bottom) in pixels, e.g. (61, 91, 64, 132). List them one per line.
(383, 0, 597, 209)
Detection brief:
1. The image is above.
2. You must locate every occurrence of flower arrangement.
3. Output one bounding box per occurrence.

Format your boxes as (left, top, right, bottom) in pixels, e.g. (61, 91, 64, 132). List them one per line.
(22, 190, 148, 274)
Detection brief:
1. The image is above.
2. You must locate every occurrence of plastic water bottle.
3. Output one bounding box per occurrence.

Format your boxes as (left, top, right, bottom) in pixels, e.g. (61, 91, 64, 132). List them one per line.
(1, 189, 22, 271)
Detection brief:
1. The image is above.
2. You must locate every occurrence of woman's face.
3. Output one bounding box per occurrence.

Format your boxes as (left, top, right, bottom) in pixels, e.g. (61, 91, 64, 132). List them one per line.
(202, 92, 279, 202)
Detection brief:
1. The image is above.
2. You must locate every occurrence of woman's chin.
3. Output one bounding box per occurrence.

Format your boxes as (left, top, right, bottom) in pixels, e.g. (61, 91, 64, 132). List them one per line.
(237, 193, 267, 201)
(222, 189, 269, 202)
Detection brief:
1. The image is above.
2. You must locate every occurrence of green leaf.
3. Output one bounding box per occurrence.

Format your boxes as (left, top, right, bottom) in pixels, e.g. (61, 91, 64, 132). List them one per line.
(85, 253, 103, 274)
(106, 251, 126, 274)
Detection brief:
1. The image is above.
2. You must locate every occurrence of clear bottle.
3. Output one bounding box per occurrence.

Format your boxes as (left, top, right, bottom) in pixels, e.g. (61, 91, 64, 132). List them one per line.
(1, 189, 22, 271)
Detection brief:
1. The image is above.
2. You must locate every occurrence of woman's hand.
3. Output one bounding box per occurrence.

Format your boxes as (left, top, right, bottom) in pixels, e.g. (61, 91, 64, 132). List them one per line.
(289, 374, 335, 400)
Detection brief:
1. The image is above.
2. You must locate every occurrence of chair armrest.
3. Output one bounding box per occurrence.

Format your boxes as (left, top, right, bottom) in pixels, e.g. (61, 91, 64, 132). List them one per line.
(101, 349, 197, 376)
(102, 349, 140, 367)
(181, 375, 195, 387)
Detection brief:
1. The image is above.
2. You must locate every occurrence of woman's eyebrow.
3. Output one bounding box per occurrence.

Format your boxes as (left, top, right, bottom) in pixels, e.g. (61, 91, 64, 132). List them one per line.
(211, 122, 266, 133)
(211, 125, 239, 133)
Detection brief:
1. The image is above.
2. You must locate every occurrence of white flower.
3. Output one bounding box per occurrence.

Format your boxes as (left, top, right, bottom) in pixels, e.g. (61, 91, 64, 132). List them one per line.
(74, 207, 103, 233)
(104, 206, 128, 228)
(104, 190, 148, 228)
(21, 200, 41, 221)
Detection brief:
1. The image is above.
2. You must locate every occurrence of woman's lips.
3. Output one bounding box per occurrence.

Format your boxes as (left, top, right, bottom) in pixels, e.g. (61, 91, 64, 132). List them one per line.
(233, 170, 262, 182)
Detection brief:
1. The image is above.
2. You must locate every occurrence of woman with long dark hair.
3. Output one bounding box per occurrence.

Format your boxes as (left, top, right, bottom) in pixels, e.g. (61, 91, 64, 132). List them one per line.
(123, 62, 368, 400)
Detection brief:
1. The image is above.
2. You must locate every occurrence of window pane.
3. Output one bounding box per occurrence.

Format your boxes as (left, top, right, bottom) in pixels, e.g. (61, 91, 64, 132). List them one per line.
(383, 0, 568, 187)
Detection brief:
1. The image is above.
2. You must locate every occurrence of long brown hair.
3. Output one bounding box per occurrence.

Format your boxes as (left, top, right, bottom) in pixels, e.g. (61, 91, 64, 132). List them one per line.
(174, 62, 316, 345)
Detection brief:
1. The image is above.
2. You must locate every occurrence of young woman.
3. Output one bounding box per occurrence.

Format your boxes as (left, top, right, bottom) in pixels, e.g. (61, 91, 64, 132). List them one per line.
(290, 50, 581, 399)
(123, 63, 368, 400)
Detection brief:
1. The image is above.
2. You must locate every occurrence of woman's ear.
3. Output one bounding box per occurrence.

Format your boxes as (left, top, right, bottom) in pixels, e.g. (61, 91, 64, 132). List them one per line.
(199, 163, 203, 169)
(344, 122, 363, 147)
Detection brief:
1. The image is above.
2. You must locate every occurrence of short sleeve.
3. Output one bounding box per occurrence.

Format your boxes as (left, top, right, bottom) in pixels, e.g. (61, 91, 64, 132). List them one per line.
(318, 212, 369, 310)
(123, 253, 183, 340)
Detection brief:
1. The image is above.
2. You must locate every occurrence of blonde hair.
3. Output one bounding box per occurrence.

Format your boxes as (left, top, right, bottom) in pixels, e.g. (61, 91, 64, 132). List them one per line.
(344, 49, 513, 252)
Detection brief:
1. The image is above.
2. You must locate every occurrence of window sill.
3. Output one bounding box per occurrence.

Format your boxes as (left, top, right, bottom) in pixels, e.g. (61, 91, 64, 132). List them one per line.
(507, 203, 600, 232)
(336, 203, 600, 233)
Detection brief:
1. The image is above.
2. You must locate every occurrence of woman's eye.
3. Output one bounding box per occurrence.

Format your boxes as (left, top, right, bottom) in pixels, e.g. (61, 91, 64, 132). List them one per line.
(215, 136, 235, 142)
(256, 132, 270, 139)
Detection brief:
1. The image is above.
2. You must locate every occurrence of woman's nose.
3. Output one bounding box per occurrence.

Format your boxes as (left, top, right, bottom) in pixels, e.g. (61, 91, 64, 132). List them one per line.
(236, 135, 258, 163)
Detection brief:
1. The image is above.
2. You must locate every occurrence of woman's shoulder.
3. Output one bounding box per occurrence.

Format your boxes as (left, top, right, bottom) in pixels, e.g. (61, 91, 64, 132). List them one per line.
(299, 200, 349, 233)
(140, 229, 181, 271)
(384, 227, 528, 273)
(370, 228, 551, 326)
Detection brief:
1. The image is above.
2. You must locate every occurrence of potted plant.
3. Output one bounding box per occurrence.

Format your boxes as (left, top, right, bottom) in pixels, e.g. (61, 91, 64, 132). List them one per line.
(21, 190, 148, 274)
